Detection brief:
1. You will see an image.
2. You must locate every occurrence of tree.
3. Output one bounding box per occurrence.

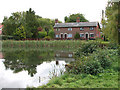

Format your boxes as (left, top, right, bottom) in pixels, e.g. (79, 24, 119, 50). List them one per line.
(25, 8, 39, 38)
(48, 30, 55, 38)
(2, 12, 26, 36)
(102, 1, 119, 43)
(74, 32, 80, 39)
(38, 31, 47, 38)
(64, 13, 89, 23)
(14, 25, 26, 40)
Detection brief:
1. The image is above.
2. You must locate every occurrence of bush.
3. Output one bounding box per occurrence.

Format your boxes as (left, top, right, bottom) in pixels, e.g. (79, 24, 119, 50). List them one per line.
(75, 41, 98, 57)
(0, 35, 14, 40)
(66, 55, 104, 75)
(74, 32, 80, 39)
(44, 36, 51, 40)
(38, 31, 47, 39)
(107, 43, 118, 49)
(67, 48, 114, 75)
(48, 30, 55, 38)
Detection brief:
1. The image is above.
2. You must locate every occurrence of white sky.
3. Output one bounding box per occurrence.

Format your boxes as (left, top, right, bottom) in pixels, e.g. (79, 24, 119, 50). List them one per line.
(0, 0, 108, 23)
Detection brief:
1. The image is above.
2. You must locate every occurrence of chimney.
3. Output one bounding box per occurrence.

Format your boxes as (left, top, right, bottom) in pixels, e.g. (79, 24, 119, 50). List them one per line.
(76, 17, 80, 23)
(55, 19, 58, 23)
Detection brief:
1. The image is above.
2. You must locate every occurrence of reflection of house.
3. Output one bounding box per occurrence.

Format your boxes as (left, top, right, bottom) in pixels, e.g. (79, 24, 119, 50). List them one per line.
(55, 51, 73, 58)
(0, 23, 3, 35)
(0, 52, 3, 59)
(54, 18, 101, 40)
(55, 51, 75, 62)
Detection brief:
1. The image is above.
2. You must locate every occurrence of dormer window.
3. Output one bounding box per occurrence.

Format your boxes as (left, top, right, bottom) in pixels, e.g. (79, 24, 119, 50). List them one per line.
(80, 27, 84, 30)
(68, 28, 72, 31)
(90, 27, 94, 30)
(56, 28, 60, 31)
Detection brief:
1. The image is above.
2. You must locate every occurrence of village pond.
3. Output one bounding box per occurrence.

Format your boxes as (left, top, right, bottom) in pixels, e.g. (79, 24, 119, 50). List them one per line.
(0, 49, 75, 89)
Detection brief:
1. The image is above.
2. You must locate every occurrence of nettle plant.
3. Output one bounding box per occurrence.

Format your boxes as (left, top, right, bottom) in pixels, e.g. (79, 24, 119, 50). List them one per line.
(75, 41, 99, 57)
(67, 48, 114, 75)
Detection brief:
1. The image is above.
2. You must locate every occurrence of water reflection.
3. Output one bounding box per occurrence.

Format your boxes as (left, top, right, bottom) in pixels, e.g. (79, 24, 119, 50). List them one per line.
(3, 50, 54, 77)
(0, 49, 74, 88)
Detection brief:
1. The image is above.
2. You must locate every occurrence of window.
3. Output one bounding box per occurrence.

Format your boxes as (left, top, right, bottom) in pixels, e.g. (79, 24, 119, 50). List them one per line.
(56, 35, 59, 38)
(90, 34, 94, 37)
(90, 27, 94, 30)
(80, 27, 84, 30)
(68, 28, 72, 31)
(67, 34, 72, 38)
(56, 28, 60, 31)
(80, 34, 84, 37)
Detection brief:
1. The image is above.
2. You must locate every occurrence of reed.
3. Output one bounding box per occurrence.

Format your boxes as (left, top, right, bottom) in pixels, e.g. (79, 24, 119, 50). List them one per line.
(2, 40, 84, 50)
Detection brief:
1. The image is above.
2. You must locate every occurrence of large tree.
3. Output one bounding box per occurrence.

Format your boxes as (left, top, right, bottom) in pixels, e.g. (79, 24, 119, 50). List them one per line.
(102, 1, 119, 44)
(25, 8, 39, 38)
(64, 13, 89, 23)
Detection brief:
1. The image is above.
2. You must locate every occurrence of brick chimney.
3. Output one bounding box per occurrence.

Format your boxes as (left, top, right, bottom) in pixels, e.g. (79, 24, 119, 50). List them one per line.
(55, 19, 58, 23)
(76, 17, 80, 23)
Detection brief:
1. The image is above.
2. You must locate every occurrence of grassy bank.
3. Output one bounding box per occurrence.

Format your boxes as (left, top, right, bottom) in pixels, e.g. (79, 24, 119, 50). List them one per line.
(37, 42, 119, 88)
(38, 51, 118, 88)
(39, 71, 118, 88)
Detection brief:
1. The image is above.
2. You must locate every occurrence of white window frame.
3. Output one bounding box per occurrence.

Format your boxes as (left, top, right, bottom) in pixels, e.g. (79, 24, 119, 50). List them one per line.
(80, 33, 84, 37)
(56, 28, 60, 31)
(68, 28, 72, 31)
(67, 34, 72, 38)
(56, 35, 59, 38)
(90, 27, 94, 30)
(80, 27, 84, 30)
(90, 33, 94, 37)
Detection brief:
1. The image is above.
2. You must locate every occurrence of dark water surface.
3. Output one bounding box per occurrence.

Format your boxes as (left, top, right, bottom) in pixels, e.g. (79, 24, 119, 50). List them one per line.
(0, 49, 74, 89)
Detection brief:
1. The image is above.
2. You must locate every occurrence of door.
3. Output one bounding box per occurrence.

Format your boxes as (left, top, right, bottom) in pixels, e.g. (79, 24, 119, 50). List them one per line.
(61, 34, 63, 39)
(64, 34, 67, 39)
(86, 34, 88, 40)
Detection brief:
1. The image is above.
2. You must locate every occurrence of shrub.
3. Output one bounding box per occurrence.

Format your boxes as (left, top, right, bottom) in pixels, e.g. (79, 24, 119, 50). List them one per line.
(75, 41, 98, 57)
(44, 36, 51, 40)
(66, 55, 104, 75)
(74, 32, 80, 39)
(67, 48, 114, 75)
(38, 31, 47, 39)
(48, 30, 55, 38)
(107, 43, 118, 49)
(0, 35, 14, 40)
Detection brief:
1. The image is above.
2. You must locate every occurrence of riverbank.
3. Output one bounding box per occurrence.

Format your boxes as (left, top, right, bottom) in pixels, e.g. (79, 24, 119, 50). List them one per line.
(37, 42, 119, 88)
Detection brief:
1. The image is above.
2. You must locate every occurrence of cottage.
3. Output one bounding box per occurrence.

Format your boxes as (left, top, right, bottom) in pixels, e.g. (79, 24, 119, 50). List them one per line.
(0, 23, 3, 35)
(54, 18, 101, 40)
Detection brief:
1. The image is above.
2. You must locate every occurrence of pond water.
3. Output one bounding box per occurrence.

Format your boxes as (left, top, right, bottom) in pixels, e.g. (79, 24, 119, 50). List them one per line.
(0, 49, 75, 89)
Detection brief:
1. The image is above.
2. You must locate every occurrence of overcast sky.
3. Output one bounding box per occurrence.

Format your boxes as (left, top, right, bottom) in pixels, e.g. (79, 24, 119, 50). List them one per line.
(0, 0, 108, 23)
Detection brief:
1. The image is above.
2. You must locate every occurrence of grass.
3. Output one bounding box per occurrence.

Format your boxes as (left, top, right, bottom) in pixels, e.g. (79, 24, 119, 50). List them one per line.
(2, 40, 111, 52)
(2, 40, 84, 50)
(37, 48, 119, 88)
(38, 71, 118, 88)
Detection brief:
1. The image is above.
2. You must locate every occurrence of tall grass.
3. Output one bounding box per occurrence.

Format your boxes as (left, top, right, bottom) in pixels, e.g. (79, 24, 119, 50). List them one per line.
(2, 40, 85, 51)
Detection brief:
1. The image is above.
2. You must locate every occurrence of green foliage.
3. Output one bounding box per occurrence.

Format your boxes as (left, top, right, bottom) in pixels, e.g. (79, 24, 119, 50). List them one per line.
(2, 8, 61, 40)
(48, 30, 55, 38)
(74, 32, 80, 39)
(14, 25, 26, 40)
(75, 41, 98, 57)
(103, 2, 119, 43)
(38, 31, 47, 38)
(39, 70, 118, 88)
(67, 48, 117, 75)
(64, 13, 89, 23)
(0, 35, 14, 40)
(44, 36, 51, 40)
